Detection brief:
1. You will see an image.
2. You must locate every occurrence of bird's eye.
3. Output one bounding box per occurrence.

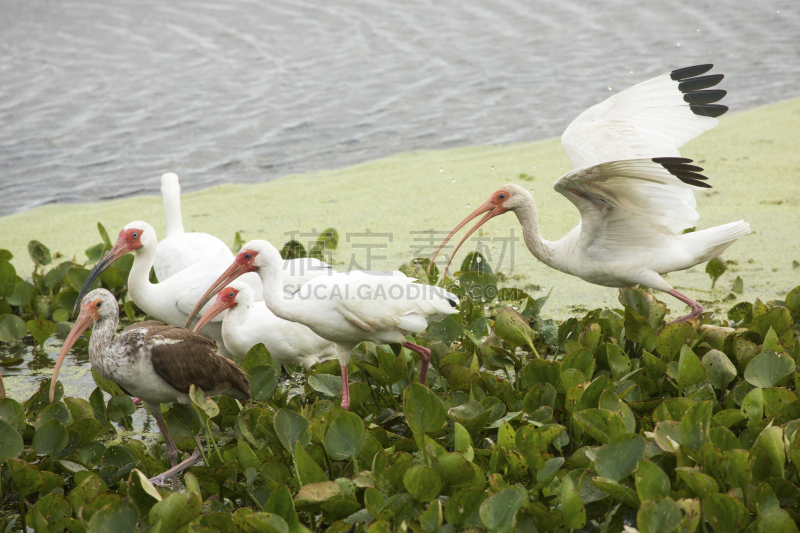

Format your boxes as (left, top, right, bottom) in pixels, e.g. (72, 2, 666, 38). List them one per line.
(132, 232, 138, 238)
(244, 253, 252, 260)
(499, 194, 506, 200)
(228, 292, 235, 298)
(96, 301, 102, 308)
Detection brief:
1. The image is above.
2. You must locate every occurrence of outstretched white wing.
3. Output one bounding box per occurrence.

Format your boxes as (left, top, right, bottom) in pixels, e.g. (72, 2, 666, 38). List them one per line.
(561, 64, 727, 169)
(553, 158, 710, 259)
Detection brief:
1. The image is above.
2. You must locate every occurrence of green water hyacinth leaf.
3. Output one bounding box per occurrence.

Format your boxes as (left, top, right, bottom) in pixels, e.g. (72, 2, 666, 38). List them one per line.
(308, 373, 343, 397)
(675, 467, 719, 499)
(449, 400, 491, 435)
(295, 442, 327, 485)
(264, 484, 300, 533)
(87, 499, 139, 533)
(274, 409, 311, 455)
(0, 261, 17, 298)
(92, 368, 126, 397)
(26, 318, 56, 348)
(573, 408, 626, 444)
(420, 499, 443, 533)
(456, 271, 498, 303)
(479, 489, 524, 533)
(148, 492, 202, 532)
(28, 240, 52, 268)
(249, 364, 278, 401)
(560, 476, 586, 530)
(703, 493, 749, 533)
(702, 349, 737, 390)
(404, 383, 446, 438)
(324, 411, 366, 462)
(677, 345, 705, 392)
(706, 256, 727, 288)
(493, 306, 537, 353)
(744, 350, 795, 388)
(655, 321, 693, 362)
(637, 497, 682, 533)
(758, 507, 800, 533)
(243, 343, 278, 372)
(0, 419, 23, 462)
(742, 386, 764, 426)
(733, 275, 744, 293)
(757, 425, 786, 479)
(163, 404, 203, 441)
(33, 417, 69, 456)
(624, 307, 657, 352)
(679, 401, 712, 450)
(461, 251, 493, 274)
(0, 314, 27, 342)
(403, 464, 442, 502)
(106, 395, 135, 423)
(7, 457, 45, 498)
(446, 488, 487, 526)
(594, 433, 645, 482)
(635, 461, 671, 501)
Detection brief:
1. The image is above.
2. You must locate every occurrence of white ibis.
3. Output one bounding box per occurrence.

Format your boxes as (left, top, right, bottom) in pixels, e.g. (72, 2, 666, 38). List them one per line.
(154, 173, 234, 281)
(184, 241, 459, 410)
(75, 222, 334, 356)
(429, 65, 750, 323)
(50, 289, 250, 489)
(192, 279, 337, 369)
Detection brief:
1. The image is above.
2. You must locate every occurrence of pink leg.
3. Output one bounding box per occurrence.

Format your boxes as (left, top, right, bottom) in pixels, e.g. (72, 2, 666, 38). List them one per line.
(151, 412, 180, 491)
(404, 342, 431, 385)
(132, 397, 142, 406)
(150, 447, 202, 488)
(340, 364, 351, 411)
(667, 289, 704, 324)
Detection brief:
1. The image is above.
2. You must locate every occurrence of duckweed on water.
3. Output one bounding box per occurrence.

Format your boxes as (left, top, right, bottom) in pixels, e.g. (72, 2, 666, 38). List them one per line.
(2, 237, 800, 531)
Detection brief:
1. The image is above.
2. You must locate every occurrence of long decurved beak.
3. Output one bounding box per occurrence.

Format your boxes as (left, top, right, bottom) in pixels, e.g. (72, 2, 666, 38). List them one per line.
(428, 200, 507, 279)
(192, 295, 236, 333)
(50, 306, 97, 402)
(184, 260, 250, 328)
(73, 240, 130, 315)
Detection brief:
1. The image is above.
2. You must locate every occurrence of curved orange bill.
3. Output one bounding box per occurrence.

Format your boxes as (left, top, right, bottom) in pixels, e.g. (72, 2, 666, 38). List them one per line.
(50, 305, 98, 402)
(192, 294, 236, 333)
(428, 201, 507, 279)
(73, 240, 130, 315)
(183, 260, 251, 328)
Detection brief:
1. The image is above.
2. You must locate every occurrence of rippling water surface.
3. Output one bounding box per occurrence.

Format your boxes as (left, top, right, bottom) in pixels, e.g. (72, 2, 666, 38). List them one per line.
(1, 0, 798, 216)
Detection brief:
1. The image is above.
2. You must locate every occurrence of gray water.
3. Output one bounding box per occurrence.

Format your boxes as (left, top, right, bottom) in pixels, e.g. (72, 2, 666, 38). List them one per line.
(1, 0, 799, 216)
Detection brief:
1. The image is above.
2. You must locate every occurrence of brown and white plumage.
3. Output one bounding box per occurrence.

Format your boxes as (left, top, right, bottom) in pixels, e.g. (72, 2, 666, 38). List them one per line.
(431, 65, 750, 323)
(50, 289, 249, 488)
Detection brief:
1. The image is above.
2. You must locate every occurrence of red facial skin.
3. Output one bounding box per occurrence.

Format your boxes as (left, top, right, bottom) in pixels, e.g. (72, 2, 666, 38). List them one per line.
(183, 250, 258, 328)
(427, 189, 510, 278)
(192, 287, 240, 333)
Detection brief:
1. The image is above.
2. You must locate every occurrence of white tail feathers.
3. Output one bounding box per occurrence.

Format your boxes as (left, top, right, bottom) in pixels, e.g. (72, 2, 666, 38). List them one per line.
(683, 220, 751, 264)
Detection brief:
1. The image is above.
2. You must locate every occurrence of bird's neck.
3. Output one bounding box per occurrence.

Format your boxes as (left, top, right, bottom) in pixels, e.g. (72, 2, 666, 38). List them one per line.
(128, 246, 157, 302)
(258, 260, 302, 323)
(163, 190, 185, 237)
(513, 196, 557, 267)
(88, 315, 118, 364)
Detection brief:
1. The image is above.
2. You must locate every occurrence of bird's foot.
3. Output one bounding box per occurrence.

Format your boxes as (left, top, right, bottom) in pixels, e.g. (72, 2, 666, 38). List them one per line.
(132, 397, 142, 406)
(148, 448, 202, 489)
(148, 474, 170, 487)
(666, 290, 704, 325)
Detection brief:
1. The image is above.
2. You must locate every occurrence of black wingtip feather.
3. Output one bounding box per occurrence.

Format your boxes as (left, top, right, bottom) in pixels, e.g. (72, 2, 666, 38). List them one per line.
(652, 157, 714, 189)
(683, 89, 727, 105)
(652, 157, 693, 165)
(671, 64, 714, 81)
(690, 104, 728, 118)
(678, 74, 725, 93)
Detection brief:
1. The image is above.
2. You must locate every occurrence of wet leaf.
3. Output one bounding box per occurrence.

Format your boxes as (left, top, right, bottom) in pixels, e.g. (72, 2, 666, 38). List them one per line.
(479, 489, 524, 533)
(745, 350, 795, 388)
(33, 418, 69, 457)
(706, 257, 727, 288)
(0, 314, 27, 342)
(274, 409, 311, 455)
(249, 364, 279, 401)
(702, 349, 737, 390)
(594, 433, 645, 482)
(403, 464, 442, 502)
(324, 411, 366, 462)
(404, 383, 446, 438)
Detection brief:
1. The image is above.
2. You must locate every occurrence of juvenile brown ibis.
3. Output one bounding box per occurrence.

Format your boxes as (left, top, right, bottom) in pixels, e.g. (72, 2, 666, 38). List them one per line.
(429, 65, 750, 323)
(185, 241, 459, 410)
(51, 289, 250, 488)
